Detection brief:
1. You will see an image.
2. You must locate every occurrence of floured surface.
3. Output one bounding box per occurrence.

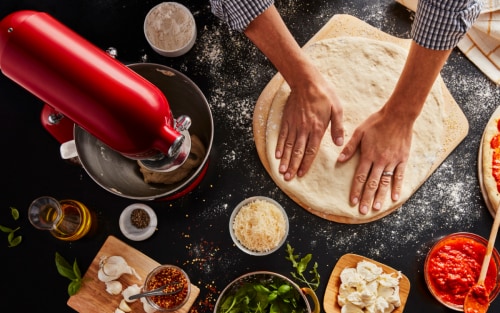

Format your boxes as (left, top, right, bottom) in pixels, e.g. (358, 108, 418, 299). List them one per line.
(253, 15, 469, 224)
(265, 37, 446, 223)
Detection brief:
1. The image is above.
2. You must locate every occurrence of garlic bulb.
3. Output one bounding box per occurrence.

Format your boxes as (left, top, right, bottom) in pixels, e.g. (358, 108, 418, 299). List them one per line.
(105, 280, 123, 295)
(98, 256, 141, 282)
(122, 284, 142, 302)
(141, 297, 157, 313)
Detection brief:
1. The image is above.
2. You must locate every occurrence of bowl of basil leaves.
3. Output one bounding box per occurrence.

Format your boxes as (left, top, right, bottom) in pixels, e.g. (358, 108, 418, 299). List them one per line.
(214, 271, 319, 313)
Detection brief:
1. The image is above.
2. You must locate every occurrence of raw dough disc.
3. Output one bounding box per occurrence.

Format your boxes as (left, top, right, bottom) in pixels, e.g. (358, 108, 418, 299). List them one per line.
(265, 37, 446, 223)
(480, 106, 500, 214)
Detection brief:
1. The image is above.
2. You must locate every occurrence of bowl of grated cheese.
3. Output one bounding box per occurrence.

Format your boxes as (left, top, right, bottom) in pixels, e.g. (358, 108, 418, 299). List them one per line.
(229, 196, 289, 256)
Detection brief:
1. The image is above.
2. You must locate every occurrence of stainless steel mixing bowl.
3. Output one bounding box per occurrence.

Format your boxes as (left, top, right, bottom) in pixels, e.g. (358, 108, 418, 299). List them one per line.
(74, 63, 213, 200)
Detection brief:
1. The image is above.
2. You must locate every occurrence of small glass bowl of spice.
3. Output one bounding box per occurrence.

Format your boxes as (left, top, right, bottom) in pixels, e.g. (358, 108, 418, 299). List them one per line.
(143, 264, 191, 311)
(119, 203, 157, 241)
(424, 232, 500, 310)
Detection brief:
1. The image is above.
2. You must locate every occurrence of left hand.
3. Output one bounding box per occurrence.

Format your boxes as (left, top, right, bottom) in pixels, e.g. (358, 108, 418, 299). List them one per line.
(337, 108, 413, 215)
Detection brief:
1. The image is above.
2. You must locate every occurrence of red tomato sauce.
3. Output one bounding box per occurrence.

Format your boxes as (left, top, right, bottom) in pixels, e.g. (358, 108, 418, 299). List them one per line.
(426, 236, 498, 306)
(490, 119, 500, 192)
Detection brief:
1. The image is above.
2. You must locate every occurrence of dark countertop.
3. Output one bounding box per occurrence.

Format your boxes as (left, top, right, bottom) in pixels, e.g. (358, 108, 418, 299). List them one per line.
(1, 0, 499, 312)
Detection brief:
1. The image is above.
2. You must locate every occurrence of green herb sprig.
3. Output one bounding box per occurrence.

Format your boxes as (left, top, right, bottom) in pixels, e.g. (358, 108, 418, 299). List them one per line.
(285, 243, 320, 291)
(0, 207, 22, 247)
(55, 252, 83, 296)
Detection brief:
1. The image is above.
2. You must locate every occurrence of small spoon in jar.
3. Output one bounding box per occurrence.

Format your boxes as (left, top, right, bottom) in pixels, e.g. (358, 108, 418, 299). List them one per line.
(463, 204, 500, 313)
(129, 282, 183, 300)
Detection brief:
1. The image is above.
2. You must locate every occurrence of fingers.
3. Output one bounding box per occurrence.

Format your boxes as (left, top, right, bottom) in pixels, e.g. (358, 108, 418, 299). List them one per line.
(275, 126, 320, 181)
(351, 164, 405, 215)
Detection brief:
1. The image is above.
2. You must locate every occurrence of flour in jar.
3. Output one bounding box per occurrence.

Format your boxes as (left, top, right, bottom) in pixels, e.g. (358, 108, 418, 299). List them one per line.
(144, 3, 195, 51)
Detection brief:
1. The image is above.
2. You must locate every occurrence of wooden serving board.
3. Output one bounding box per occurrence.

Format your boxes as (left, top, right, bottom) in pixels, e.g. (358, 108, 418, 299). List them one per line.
(323, 253, 410, 313)
(253, 14, 468, 223)
(67, 236, 200, 313)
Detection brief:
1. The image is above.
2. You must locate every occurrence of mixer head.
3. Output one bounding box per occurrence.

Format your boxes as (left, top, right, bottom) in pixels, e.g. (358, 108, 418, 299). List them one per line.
(139, 115, 192, 172)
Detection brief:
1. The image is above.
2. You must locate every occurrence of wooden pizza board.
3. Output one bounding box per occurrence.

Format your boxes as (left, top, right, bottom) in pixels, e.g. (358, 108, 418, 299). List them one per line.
(67, 236, 200, 313)
(253, 14, 468, 223)
(323, 254, 410, 313)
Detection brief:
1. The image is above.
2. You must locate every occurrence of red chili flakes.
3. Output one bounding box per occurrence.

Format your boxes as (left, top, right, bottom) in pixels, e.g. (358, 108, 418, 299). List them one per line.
(147, 267, 189, 309)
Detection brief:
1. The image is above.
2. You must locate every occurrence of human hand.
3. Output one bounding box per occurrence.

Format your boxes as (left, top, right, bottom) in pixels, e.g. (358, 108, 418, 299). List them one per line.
(275, 77, 344, 180)
(337, 109, 413, 215)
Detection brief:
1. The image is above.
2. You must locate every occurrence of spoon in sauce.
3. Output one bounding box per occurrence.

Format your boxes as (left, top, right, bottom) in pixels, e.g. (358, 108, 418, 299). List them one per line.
(463, 204, 500, 313)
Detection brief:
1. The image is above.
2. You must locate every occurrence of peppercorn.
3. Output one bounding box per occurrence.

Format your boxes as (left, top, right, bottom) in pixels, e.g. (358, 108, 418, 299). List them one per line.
(130, 208, 150, 229)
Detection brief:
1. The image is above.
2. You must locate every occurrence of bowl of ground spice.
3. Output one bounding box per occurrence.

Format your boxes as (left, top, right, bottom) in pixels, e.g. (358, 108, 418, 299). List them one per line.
(119, 203, 157, 241)
(144, 2, 197, 57)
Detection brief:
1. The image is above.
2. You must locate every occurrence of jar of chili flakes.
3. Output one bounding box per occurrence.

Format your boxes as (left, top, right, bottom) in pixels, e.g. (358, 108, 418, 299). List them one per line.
(424, 232, 500, 311)
(143, 264, 191, 311)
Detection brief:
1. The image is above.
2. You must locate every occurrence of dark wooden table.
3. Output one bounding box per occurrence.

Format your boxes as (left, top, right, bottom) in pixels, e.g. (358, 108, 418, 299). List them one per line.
(0, 1, 499, 312)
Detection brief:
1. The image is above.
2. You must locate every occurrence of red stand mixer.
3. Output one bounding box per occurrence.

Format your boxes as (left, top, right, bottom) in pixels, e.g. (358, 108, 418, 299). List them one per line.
(0, 11, 213, 200)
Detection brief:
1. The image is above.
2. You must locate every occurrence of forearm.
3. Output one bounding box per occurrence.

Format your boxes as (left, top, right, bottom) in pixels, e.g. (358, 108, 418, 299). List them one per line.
(384, 41, 452, 121)
(243, 5, 319, 89)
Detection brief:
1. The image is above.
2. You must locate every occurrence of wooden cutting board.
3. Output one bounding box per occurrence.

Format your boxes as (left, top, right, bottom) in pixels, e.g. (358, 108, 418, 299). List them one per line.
(323, 254, 410, 313)
(67, 236, 200, 313)
(253, 14, 468, 223)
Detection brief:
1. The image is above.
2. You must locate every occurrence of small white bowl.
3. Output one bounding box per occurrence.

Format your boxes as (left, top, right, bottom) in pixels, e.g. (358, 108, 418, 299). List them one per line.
(144, 2, 196, 57)
(229, 196, 289, 256)
(119, 203, 157, 241)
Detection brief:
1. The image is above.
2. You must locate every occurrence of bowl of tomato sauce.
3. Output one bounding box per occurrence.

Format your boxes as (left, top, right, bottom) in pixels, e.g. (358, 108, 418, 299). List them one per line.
(424, 232, 500, 311)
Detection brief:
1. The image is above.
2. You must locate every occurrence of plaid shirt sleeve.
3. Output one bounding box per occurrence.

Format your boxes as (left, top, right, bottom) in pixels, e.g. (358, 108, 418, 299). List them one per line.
(411, 0, 482, 50)
(210, 0, 274, 32)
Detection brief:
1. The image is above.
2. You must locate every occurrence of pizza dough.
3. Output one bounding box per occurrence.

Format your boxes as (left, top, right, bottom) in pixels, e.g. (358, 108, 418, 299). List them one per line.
(480, 106, 500, 214)
(265, 37, 447, 222)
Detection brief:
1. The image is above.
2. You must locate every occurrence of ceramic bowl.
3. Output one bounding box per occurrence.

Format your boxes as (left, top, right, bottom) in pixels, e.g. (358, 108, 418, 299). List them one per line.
(424, 232, 500, 311)
(229, 196, 289, 256)
(144, 2, 196, 57)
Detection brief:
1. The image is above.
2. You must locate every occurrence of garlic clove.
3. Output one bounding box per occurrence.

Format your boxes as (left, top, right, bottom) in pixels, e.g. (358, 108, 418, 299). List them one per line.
(122, 284, 141, 302)
(114, 309, 125, 313)
(98, 255, 141, 282)
(119, 299, 132, 312)
(105, 280, 123, 295)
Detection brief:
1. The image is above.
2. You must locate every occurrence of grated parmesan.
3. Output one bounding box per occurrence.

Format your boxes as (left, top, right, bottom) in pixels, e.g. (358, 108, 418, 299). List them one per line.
(232, 199, 286, 252)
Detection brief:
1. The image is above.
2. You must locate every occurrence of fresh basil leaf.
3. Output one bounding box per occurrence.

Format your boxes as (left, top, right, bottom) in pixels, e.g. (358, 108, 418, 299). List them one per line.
(0, 225, 13, 233)
(73, 259, 82, 279)
(68, 279, 81, 296)
(8, 235, 22, 247)
(55, 253, 77, 280)
(10, 207, 19, 220)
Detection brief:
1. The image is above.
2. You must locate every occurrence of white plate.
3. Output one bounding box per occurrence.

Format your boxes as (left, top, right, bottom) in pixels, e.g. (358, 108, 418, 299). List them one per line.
(119, 203, 157, 241)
